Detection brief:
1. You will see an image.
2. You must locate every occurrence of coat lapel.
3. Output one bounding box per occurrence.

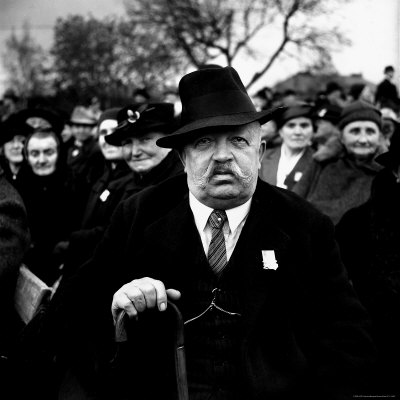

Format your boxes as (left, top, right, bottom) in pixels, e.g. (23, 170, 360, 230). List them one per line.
(223, 183, 293, 335)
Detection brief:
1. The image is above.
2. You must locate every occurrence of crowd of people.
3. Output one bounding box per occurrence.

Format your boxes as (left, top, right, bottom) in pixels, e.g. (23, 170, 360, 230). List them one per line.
(0, 63, 399, 399)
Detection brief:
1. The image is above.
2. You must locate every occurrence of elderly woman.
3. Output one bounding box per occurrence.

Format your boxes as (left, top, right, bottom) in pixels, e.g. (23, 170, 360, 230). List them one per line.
(17, 115, 78, 285)
(259, 102, 315, 190)
(294, 100, 385, 224)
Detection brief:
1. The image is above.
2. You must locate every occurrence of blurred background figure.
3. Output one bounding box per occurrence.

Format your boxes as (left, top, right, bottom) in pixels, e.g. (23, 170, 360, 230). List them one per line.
(324, 81, 347, 108)
(0, 89, 21, 122)
(0, 113, 33, 185)
(294, 100, 385, 224)
(335, 128, 400, 396)
(280, 88, 299, 106)
(380, 107, 399, 148)
(375, 65, 399, 112)
(348, 82, 375, 104)
(66, 105, 104, 199)
(259, 102, 314, 190)
(163, 86, 182, 117)
(312, 103, 343, 161)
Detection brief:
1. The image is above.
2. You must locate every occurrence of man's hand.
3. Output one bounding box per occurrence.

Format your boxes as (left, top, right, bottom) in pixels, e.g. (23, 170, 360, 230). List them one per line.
(111, 277, 181, 324)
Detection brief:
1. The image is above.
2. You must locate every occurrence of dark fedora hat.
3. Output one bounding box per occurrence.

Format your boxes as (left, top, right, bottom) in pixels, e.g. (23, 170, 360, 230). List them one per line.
(156, 66, 284, 148)
(105, 102, 176, 146)
(375, 130, 400, 168)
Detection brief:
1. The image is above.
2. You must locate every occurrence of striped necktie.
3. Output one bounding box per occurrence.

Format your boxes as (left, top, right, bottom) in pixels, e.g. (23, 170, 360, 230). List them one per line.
(208, 209, 228, 276)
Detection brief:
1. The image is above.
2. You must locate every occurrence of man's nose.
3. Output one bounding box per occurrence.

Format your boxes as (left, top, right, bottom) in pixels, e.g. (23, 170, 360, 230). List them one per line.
(212, 141, 232, 161)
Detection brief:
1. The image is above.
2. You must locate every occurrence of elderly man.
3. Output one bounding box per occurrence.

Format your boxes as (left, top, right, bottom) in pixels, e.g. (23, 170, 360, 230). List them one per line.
(38, 67, 375, 400)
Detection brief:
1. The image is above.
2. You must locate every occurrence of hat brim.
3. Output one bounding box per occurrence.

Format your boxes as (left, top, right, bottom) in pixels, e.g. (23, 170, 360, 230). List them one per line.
(156, 107, 285, 148)
(105, 122, 176, 146)
(14, 108, 65, 135)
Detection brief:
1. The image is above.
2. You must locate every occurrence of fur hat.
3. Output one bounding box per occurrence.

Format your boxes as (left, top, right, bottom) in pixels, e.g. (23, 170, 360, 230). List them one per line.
(338, 100, 382, 130)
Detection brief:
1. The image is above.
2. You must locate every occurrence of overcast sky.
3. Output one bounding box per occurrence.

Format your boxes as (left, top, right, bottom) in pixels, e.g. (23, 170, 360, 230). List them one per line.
(0, 0, 398, 94)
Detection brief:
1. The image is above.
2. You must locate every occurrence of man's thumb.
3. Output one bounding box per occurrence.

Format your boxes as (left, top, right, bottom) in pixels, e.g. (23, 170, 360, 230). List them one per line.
(166, 288, 181, 300)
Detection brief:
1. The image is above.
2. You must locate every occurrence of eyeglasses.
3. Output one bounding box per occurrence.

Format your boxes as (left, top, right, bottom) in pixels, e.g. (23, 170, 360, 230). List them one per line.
(184, 288, 242, 326)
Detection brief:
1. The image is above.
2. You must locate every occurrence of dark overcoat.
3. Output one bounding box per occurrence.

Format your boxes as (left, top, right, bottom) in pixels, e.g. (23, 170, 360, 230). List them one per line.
(259, 146, 314, 190)
(336, 168, 400, 395)
(44, 173, 375, 400)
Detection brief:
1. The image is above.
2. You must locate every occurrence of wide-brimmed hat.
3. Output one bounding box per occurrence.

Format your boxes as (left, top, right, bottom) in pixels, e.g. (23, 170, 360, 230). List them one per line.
(0, 113, 34, 146)
(10, 107, 65, 135)
(70, 106, 98, 126)
(156, 66, 284, 148)
(375, 130, 400, 167)
(105, 103, 176, 146)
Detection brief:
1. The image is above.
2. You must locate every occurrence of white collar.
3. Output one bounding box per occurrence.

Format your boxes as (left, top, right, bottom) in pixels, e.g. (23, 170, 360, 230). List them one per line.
(189, 191, 252, 233)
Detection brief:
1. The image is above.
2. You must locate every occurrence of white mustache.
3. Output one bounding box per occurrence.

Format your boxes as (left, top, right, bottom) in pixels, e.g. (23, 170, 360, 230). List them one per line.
(192, 162, 253, 189)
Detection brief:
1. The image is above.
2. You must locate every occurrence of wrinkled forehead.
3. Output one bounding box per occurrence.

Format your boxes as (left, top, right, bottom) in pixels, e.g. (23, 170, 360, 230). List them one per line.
(186, 122, 261, 143)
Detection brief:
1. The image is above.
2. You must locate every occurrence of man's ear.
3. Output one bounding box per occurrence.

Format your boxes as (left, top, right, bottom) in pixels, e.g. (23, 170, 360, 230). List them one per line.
(258, 140, 266, 168)
(178, 148, 187, 170)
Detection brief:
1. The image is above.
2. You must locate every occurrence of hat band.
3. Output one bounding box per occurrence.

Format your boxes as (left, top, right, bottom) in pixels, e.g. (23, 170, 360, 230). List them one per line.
(182, 90, 256, 124)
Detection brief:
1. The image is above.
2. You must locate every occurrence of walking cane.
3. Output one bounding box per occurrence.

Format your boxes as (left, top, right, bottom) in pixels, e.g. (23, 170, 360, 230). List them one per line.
(114, 301, 189, 400)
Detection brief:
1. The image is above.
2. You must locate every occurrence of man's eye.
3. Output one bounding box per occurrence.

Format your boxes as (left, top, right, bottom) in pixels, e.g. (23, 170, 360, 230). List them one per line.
(232, 137, 248, 145)
(195, 137, 212, 146)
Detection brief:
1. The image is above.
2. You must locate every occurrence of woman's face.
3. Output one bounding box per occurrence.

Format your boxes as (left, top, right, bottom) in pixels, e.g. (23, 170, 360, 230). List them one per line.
(279, 117, 313, 151)
(341, 121, 381, 160)
(26, 134, 59, 176)
(98, 119, 124, 161)
(4, 135, 25, 164)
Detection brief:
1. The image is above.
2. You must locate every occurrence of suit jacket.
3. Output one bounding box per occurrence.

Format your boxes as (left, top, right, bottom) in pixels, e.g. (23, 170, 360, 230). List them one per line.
(47, 173, 375, 399)
(259, 146, 314, 190)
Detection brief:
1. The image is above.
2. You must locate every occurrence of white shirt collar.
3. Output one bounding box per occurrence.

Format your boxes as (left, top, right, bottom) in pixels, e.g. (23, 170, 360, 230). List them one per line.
(189, 191, 252, 234)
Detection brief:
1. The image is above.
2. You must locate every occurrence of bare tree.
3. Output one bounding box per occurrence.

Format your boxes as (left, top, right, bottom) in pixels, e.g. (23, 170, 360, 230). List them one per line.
(2, 22, 52, 97)
(124, 0, 350, 89)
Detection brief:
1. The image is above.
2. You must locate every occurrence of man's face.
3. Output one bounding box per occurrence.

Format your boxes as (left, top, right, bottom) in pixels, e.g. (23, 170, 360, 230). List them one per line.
(122, 131, 171, 174)
(27, 134, 59, 176)
(279, 117, 313, 151)
(180, 122, 265, 209)
(98, 119, 124, 161)
(341, 121, 381, 160)
(71, 123, 95, 142)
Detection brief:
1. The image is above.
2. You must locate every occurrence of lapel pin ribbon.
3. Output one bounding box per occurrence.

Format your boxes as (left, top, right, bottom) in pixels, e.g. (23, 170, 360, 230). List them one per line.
(262, 250, 279, 270)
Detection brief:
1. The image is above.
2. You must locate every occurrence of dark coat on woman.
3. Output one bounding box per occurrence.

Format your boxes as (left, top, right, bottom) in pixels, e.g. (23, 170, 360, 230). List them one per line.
(34, 173, 375, 400)
(336, 168, 400, 395)
(17, 167, 79, 285)
(63, 151, 184, 278)
(293, 153, 382, 224)
(259, 146, 314, 190)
